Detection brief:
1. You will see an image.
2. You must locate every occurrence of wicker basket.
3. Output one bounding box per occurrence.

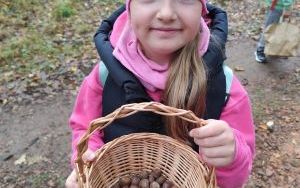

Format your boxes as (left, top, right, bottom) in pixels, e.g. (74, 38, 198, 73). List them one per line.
(75, 102, 216, 188)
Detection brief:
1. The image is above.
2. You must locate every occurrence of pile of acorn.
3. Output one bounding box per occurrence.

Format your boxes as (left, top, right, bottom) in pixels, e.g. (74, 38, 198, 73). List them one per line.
(111, 168, 178, 188)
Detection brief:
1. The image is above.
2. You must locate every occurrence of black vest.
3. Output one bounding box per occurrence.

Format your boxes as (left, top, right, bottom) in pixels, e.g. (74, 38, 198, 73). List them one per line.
(94, 5, 227, 144)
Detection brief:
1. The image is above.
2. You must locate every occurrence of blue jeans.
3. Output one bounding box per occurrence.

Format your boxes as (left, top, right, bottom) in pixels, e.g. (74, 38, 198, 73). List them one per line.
(257, 9, 283, 50)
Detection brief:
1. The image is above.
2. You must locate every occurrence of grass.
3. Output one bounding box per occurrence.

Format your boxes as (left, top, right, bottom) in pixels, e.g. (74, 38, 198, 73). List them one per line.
(1, 1, 71, 73)
(52, 0, 76, 21)
(0, 0, 122, 68)
(27, 171, 66, 187)
(0, 0, 125, 106)
(28, 172, 50, 188)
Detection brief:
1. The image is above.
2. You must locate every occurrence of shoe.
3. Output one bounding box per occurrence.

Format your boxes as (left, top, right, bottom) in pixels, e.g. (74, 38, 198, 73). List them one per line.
(255, 48, 267, 63)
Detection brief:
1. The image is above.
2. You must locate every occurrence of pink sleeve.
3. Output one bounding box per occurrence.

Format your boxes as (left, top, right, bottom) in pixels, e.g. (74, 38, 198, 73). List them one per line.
(69, 64, 105, 168)
(217, 76, 255, 188)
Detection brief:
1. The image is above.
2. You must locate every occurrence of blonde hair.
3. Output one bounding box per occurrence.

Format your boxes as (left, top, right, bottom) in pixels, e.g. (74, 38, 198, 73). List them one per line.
(163, 33, 207, 145)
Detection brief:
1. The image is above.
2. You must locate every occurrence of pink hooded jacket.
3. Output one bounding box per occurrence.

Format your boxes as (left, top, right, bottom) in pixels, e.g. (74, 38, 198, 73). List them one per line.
(69, 1, 255, 188)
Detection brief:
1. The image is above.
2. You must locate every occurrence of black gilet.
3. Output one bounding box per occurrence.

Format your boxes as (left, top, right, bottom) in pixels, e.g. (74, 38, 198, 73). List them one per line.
(94, 5, 227, 144)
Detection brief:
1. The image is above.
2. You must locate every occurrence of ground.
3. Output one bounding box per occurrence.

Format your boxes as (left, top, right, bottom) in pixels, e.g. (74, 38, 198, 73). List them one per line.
(226, 40, 300, 187)
(1, 38, 299, 188)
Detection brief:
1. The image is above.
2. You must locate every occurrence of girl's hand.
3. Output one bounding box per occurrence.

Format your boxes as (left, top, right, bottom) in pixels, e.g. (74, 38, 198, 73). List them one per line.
(189, 119, 236, 167)
(65, 169, 79, 188)
(65, 149, 96, 188)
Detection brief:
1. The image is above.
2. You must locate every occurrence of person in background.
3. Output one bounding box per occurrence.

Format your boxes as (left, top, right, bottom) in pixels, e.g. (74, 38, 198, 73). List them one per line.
(255, 0, 295, 63)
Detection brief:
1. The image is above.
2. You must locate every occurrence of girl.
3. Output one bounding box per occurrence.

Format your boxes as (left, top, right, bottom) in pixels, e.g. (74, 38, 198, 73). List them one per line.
(66, 0, 255, 187)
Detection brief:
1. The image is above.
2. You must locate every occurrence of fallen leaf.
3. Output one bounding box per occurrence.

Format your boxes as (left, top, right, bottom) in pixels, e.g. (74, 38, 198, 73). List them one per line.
(14, 154, 26, 165)
(292, 139, 297, 145)
(27, 155, 48, 165)
(234, 66, 245, 71)
(259, 124, 268, 130)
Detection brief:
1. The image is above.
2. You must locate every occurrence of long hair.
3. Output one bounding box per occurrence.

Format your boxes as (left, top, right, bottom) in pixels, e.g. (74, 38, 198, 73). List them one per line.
(163, 33, 207, 145)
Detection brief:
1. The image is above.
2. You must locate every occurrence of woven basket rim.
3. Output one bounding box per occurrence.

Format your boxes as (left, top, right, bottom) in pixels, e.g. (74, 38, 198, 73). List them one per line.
(75, 102, 216, 188)
(93, 132, 203, 165)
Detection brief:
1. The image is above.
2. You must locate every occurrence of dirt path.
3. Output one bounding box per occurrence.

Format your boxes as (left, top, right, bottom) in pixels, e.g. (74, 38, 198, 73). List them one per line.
(0, 39, 299, 188)
(0, 96, 72, 187)
(227, 39, 300, 187)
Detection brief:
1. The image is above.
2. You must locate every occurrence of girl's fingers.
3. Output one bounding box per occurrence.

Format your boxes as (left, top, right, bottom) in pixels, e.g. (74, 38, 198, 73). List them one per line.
(194, 133, 227, 148)
(199, 145, 235, 158)
(65, 170, 79, 188)
(67, 149, 95, 188)
(189, 120, 226, 139)
(82, 149, 96, 162)
(202, 155, 234, 167)
(194, 129, 235, 147)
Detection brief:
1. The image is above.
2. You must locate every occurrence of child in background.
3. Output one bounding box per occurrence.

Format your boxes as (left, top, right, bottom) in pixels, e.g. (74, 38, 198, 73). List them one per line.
(66, 0, 255, 187)
(255, 0, 295, 63)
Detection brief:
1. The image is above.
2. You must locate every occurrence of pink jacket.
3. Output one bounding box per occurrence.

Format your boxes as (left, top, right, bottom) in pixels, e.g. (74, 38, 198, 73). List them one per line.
(69, 63, 255, 188)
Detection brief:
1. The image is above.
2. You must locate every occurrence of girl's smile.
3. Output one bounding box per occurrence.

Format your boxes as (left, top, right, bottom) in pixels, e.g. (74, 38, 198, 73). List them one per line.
(150, 27, 182, 38)
(130, 0, 203, 63)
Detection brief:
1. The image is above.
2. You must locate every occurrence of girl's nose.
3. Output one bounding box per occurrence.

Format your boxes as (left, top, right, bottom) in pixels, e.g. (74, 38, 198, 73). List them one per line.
(156, 1, 177, 22)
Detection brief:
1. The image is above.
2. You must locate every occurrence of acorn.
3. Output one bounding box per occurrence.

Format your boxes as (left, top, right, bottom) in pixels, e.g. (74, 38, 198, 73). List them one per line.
(162, 180, 173, 188)
(140, 171, 149, 179)
(131, 175, 140, 185)
(148, 174, 155, 183)
(119, 176, 131, 186)
(139, 178, 150, 188)
(149, 181, 160, 188)
(151, 169, 162, 179)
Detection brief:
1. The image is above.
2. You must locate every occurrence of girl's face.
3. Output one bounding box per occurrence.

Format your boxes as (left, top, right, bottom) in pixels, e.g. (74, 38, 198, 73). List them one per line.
(130, 0, 203, 63)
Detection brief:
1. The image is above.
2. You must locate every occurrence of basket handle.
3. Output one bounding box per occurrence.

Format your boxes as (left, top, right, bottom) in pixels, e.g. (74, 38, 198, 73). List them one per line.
(75, 102, 206, 183)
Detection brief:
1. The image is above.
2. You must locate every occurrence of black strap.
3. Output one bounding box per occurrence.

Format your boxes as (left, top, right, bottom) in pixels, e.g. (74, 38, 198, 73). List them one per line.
(94, 5, 151, 103)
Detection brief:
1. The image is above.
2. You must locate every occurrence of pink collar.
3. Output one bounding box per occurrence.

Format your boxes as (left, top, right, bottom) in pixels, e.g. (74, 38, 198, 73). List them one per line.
(110, 12, 210, 91)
